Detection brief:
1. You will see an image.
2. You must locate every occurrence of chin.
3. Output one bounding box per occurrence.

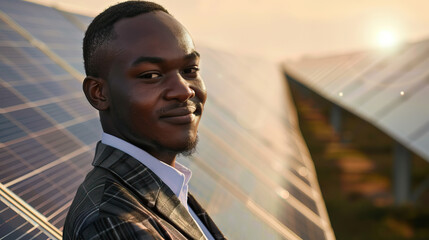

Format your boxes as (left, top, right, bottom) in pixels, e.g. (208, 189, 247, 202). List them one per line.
(167, 134, 199, 156)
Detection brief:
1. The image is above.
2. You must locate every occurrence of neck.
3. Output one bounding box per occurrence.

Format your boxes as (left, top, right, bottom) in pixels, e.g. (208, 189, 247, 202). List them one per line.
(102, 127, 178, 167)
(148, 151, 177, 167)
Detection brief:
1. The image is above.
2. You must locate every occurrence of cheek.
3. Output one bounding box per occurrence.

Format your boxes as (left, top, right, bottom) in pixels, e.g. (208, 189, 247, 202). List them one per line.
(127, 94, 158, 124)
(194, 80, 207, 103)
(128, 100, 149, 121)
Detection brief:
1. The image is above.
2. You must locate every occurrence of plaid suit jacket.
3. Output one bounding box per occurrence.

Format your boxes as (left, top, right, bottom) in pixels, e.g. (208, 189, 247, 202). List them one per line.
(63, 142, 226, 240)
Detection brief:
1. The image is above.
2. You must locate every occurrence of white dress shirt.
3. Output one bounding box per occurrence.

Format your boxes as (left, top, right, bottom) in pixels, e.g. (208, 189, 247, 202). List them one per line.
(102, 133, 215, 240)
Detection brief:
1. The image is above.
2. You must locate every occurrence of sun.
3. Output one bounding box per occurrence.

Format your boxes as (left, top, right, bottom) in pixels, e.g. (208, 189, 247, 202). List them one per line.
(377, 29, 398, 48)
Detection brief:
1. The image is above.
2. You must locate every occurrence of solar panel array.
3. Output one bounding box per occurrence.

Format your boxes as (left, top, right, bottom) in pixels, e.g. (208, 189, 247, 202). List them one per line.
(0, 1, 334, 239)
(284, 41, 429, 163)
(0, 201, 53, 240)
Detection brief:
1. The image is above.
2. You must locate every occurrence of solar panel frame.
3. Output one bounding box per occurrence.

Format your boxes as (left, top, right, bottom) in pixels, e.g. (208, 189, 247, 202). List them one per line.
(0, 200, 51, 240)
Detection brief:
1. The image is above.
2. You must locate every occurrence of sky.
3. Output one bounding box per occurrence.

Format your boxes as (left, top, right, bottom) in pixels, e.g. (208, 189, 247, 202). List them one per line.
(28, 0, 429, 61)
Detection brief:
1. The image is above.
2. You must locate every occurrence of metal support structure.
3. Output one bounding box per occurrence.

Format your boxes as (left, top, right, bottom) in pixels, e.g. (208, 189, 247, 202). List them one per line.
(393, 142, 411, 205)
(330, 104, 342, 134)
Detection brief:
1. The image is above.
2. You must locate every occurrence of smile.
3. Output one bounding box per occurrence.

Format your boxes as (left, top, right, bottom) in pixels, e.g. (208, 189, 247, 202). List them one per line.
(159, 106, 198, 124)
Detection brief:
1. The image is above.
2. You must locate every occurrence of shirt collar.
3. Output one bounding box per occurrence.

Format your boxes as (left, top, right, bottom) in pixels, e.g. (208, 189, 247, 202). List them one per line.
(101, 133, 192, 208)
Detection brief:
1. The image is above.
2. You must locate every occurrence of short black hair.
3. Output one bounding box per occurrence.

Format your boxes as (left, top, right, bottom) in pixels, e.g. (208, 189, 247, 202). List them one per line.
(83, 1, 169, 77)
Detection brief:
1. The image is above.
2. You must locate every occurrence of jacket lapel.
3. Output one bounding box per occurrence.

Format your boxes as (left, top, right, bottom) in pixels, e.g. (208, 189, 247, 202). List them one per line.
(188, 193, 226, 240)
(92, 142, 205, 240)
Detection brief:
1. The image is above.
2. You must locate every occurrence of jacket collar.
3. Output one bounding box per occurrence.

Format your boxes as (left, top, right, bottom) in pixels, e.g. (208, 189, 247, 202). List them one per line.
(92, 142, 206, 240)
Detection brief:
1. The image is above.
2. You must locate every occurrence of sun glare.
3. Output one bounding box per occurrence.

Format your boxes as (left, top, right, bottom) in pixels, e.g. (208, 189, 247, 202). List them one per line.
(377, 29, 398, 48)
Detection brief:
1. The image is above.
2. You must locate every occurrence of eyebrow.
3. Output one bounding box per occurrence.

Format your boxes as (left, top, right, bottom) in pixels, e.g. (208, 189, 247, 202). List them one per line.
(131, 51, 200, 66)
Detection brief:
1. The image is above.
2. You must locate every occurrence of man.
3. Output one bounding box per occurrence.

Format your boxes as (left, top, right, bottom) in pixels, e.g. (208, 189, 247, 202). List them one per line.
(63, 1, 225, 239)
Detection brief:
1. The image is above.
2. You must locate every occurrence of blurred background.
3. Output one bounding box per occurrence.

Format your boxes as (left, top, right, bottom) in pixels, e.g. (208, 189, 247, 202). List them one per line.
(1, 0, 429, 239)
(28, 0, 429, 60)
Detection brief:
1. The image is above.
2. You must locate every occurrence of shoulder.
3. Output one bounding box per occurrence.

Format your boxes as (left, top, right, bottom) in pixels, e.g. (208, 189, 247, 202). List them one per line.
(63, 168, 162, 239)
(78, 215, 166, 240)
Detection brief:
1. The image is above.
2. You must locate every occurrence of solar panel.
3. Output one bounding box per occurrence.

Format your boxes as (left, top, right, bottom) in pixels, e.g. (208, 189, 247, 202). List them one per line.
(0, 183, 61, 239)
(284, 40, 429, 162)
(358, 60, 429, 118)
(414, 130, 429, 157)
(378, 84, 429, 139)
(0, 200, 52, 240)
(0, 2, 99, 236)
(0, 0, 85, 74)
(1, 1, 334, 239)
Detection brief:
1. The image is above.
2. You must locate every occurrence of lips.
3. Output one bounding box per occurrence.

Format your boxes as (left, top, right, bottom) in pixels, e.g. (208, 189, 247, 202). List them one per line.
(159, 105, 200, 124)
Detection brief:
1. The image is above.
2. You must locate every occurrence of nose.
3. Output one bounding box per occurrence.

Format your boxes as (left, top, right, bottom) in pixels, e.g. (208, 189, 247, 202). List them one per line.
(164, 73, 196, 102)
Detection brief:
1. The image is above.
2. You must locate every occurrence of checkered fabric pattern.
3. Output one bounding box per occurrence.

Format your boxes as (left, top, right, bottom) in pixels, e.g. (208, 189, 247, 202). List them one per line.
(63, 142, 226, 240)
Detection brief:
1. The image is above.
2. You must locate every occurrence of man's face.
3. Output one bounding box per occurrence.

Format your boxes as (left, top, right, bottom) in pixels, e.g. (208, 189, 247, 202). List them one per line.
(103, 11, 207, 158)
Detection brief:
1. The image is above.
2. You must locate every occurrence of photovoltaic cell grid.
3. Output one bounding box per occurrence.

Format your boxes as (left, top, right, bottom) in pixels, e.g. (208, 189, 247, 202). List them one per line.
(283, 40, 429, 163)
(0, 1, 334, 239)
(187, 49, 327, 239)
(0, 0, 99, 237)
(0, 0, 86, 73)
(0, 200, 51, 240)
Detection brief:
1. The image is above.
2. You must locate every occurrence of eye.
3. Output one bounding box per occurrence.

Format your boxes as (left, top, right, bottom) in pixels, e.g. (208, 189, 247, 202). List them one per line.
(138, 72, 161, 79)
(182, 66, 200, 78)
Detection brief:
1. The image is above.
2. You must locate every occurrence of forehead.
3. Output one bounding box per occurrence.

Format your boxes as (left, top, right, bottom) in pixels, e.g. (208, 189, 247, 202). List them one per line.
(111, 11, 195, 59)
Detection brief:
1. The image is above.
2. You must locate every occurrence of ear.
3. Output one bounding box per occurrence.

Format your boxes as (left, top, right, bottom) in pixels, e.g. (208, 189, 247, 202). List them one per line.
(82, 76, 109, 111)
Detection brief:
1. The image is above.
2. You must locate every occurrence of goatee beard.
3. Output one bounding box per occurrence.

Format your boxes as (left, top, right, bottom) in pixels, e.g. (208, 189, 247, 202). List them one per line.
(178, 135, 199, 157)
